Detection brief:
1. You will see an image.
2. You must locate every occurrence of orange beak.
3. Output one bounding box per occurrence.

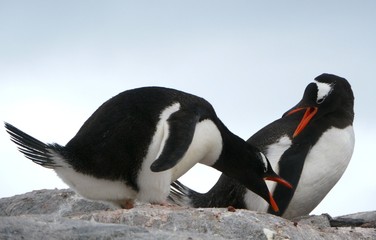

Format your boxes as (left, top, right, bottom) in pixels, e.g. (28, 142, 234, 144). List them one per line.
(264, 176, 293, 212)
(268, 192, 279, 212)
(265, 176, 293, 189)
(286, 107, 318, 138)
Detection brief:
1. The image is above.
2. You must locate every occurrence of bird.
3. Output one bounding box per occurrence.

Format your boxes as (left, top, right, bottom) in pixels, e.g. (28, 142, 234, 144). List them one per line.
(169, 73, 355, 219)
(5, 86, 292, 210)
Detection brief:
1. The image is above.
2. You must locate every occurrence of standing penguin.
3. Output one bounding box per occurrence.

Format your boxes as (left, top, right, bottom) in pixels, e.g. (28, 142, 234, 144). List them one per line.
(170, 73, 355, 219)
(5, 86, 291, 210)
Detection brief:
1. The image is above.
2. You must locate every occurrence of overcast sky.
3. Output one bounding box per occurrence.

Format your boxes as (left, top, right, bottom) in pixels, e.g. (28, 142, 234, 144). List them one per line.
(1, 1, 375, 217)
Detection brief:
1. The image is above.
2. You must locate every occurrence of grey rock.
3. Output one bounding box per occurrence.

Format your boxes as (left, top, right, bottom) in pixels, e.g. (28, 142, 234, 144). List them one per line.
(0, 189, 115, 217)
(330, 211, 376, 228)
(0, 215, 148, 240)
(292, 214, 332, 228)
(0, 189, 375, 240)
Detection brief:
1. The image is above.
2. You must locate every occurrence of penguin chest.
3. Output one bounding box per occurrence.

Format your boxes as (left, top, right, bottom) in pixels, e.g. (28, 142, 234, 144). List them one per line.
(283, 125, 355, 218)
(171, 119, 223, 180)
(136, 103, 181, 203)
(137, 115, 222, 203)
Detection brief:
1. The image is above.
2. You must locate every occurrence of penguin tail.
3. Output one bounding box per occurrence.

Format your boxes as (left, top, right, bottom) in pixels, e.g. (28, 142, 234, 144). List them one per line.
(168, 180, 202, 207)
(4, 122, 66, 169)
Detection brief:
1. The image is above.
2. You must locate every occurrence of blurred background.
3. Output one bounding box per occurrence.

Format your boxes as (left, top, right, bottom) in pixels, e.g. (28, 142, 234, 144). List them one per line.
(1, 1, 375, 217)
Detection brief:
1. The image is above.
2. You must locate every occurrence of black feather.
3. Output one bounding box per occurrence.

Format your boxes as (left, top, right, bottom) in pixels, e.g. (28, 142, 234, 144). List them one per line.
(4, 122, 61, 168)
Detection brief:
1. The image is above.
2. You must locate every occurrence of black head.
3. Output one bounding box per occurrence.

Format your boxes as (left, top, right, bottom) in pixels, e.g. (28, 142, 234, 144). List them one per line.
(283, 73, 354, 137)
(313, 73, 354, 121)
(238, 144, 293, 212)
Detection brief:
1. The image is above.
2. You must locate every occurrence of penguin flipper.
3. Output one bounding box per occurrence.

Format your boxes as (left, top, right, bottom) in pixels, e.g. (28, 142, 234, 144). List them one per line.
(150, 109, 200, 172)
(267, 142, 311, 215)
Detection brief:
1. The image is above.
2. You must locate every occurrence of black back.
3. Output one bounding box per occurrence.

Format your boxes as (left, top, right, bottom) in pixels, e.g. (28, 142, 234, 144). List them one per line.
(65, 87, 216, 191)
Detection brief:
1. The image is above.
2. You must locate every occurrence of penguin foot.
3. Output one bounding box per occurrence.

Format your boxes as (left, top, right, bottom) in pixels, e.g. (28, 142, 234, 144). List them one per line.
(119, 199, 135, 209)
(227, 206, 236, 212)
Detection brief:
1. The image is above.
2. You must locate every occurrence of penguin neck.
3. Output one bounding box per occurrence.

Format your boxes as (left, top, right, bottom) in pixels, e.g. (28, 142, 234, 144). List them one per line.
(333, 107, 354, 128)
(212, 124, 249, 174)
(314, 108, 354, 132)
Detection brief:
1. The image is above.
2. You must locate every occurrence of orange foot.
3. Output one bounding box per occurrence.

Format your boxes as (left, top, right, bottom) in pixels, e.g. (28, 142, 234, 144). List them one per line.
(120, 199, 135, 209)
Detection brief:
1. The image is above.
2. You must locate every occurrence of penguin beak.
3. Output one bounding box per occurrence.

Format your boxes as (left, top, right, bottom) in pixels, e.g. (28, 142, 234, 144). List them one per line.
(286, 107, 318, 138)
(263, 176, 293, 212)
(268, 192, 279, 212)
(264, 176, 293, 189)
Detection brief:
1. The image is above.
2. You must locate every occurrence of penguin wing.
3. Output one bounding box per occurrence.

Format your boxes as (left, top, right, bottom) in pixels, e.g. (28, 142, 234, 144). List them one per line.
(267, 142, 311, 215)
(150, 109, 200, 172)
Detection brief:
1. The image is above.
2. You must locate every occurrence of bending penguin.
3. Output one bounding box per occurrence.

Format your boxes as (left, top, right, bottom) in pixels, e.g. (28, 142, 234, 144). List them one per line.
(170, 73, 355, 219)
(5, 86, 291, 210)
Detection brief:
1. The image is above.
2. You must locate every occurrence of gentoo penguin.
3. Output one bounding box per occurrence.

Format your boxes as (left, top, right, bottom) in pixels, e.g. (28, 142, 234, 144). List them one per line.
(5, 86, 291, 210)
(170, 73, 355, 219)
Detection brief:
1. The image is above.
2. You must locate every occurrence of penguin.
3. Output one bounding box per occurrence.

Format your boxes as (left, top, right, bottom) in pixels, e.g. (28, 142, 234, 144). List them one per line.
(169, 73, 355, 219)
(5, 86, 291, 210)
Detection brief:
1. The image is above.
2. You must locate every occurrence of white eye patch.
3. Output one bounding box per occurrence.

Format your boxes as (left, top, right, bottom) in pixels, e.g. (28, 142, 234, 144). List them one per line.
(315, 81, 333, 104)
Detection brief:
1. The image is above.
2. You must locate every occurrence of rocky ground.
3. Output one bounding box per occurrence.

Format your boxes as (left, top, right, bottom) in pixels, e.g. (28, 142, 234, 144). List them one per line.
(0, 189, 375, 239)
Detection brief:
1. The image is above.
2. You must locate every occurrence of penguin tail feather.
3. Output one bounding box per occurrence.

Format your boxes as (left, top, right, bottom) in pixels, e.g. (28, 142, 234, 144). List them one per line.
(4, 122, 65, 169)
(168, 180, 198, 207)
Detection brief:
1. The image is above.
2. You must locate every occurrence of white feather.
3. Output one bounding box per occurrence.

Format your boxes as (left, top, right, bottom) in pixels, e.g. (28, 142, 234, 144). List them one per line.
(136, 102, 181, 203)
(53, 154, 137, 202)
(244, 127, 354, 217)
(137, 110, 223, 203)
(283, 125, 354, 218)
(172, 119, 222, 180)
(244, 135, 292, 211)
(315, 81, 333, 103)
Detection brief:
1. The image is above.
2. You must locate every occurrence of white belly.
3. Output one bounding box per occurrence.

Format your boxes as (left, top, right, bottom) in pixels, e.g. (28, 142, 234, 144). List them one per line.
(172, 119, 222, 180)
(283, 126, 355, 218)
(244, 126, 355, 218)
(55, 163, 137, 201)
(137, 104, 222, 203)
(136, 103, 181, 203)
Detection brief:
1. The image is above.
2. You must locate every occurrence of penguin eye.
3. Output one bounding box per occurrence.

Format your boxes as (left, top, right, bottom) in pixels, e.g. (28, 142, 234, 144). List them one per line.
(258, 152, 268, 173)
(316, 96, 326, 104)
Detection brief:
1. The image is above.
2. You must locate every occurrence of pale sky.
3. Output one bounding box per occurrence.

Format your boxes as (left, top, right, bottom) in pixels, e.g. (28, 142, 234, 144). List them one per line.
(1, 1, 375, 217)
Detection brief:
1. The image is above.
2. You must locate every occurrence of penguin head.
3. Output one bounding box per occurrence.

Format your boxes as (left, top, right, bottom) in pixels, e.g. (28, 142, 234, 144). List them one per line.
(242, 145, 293, 212)
(313, 73, 354, 120)
(283, 73, 354, 137)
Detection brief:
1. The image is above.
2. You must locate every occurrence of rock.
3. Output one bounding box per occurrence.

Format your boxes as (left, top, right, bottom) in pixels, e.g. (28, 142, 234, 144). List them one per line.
(0, 215, 150, 240)
(0, 189, 375, 239)
(330, 211, 376, 228)
(292, 214, 332, 228)
(0, 189, 115, 217)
